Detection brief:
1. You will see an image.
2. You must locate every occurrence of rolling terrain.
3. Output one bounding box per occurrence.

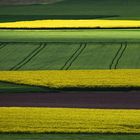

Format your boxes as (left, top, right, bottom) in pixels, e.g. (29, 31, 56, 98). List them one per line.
(0, 0, 140, 139)
(0, 0, 139, 23)
(0, 29, 140, 139)
(0, 30, 140, 70)
(0, 42, 140, 70)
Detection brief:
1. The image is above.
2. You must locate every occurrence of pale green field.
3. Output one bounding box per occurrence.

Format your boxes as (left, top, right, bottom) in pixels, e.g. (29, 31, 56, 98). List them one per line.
(0, 30, 140, 42)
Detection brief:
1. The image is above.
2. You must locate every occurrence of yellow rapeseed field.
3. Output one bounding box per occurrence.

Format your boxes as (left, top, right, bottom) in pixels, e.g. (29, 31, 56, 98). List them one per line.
(0, 107, 140, 133)
(0, 70, 140, 88)
(0, 20, 140, 28)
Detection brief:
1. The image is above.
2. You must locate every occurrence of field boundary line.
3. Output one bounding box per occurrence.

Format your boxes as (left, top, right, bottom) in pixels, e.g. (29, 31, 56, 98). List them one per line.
(1, 27, 140, 30)
(10, 43, 46, 70)
(114, 42, 127, 69)
(65, 43, 87, 70)
(109, 43, 123, 69)
(1, 41, 140, 44)
(61, 43, 83, 70)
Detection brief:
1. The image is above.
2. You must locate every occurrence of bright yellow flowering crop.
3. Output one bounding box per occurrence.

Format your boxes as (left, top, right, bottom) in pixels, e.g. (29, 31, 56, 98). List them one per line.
(0, 20, 140, 28)
(0, 70, 140, 88)
(0, 107, 140, 133)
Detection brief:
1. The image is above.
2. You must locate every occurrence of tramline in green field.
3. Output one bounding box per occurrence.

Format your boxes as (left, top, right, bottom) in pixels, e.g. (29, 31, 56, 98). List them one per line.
(0, 42, 140, 70)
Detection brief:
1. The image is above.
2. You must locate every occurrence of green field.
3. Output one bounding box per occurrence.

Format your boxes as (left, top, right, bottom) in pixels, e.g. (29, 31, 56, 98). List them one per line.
(0, 134, 140, 140)
(0, 81, 47, 93)
(0, 0, 140, 23)
(0, 29, 140, 42)
(0, 41, 140, 70)
(0, 29, 140, 71)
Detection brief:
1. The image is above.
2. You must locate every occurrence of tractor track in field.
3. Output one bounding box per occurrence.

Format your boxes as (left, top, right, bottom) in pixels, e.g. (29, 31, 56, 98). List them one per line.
(66, 43, 87, 70)
(61, 43, 83, 70)
(114, 42, 127, 69)
(61, 43, 87, 70)
(109, 42, 127, 69)
(0, 91, 140, 109)
(10, 43, 46, 70)
(0, 43, 7, 50)
(109, 43, 123, 69)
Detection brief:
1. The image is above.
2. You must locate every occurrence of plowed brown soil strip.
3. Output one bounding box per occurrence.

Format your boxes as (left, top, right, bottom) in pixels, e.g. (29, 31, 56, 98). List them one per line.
(0, 91, 140, 109)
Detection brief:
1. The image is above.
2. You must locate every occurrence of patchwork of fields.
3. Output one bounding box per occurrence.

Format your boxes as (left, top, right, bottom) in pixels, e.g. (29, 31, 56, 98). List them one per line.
(0, 29, 140, 139)
(0, 42, 140, 70)
(0, 0, 140, 139)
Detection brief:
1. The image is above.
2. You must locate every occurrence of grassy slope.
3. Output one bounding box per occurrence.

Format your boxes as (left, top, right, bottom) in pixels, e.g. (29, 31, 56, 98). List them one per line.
(0, 0, 139, 22)
(69, 43, 119, 70)
(21, 43, 79, 70)
(0, 134, 140, 140)
(0, 42, 140, 70)
(117, 43, 140, 69)
(0, 43, 40, 70)
(0, 81, 48, 93)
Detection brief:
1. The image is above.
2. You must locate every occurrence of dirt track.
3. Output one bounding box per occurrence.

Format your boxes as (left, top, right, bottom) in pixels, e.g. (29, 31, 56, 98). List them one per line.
(0, 91, 140, 109)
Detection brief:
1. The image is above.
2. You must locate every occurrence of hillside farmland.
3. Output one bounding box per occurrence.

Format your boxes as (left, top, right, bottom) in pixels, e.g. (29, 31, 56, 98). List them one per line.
(0, 0, 140, 139)
(0, 42, 140, 70)
(0, 0, 140, 22)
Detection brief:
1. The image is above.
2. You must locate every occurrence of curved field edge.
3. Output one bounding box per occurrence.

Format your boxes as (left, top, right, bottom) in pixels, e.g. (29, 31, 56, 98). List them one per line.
(0, 81, 48, 93)
(0, 20, 140, 28)
(0, 134, 140, 140)
(0, 70, 140, 89)
(0, 107, 140, 133)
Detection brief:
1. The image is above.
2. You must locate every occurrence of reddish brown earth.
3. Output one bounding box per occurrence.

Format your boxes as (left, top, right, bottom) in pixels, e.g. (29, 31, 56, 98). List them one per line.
(0, 91, 140, 109)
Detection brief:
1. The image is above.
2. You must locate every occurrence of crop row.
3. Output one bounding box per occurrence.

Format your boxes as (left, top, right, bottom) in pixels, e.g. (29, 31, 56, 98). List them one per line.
(0, 42, 140, 70)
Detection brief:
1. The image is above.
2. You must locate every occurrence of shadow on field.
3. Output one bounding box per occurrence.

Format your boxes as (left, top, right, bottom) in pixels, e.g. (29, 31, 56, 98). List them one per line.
(0, 15, 120, 23)
(0, 81, 140, 93)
